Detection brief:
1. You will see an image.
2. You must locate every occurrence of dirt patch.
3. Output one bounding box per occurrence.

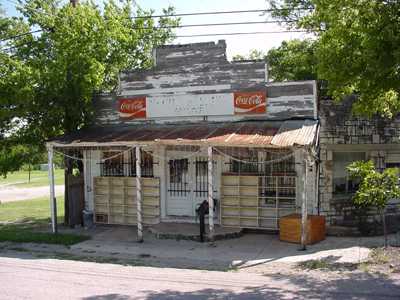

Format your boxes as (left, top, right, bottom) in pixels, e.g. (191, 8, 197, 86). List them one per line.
(296, 256, 359, 272)
(360, 247, 400, 275)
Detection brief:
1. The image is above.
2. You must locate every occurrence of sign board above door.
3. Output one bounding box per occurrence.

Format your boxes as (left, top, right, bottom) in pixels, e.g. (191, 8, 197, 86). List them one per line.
(118, 92, 267, 120)
(93, 81, 317, 125)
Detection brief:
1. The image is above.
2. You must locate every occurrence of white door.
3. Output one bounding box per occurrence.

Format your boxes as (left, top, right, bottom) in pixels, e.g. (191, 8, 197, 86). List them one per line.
(166, 154, 220, 218)
(167, 157, 192, 216)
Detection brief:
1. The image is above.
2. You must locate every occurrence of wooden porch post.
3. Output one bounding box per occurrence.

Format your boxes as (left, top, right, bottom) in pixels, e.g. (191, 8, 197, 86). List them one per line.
(300, 151, 308, 250)
(136, 146, 143, 242)
(208, 146, 214, 241)
(47, 145, 58, 234)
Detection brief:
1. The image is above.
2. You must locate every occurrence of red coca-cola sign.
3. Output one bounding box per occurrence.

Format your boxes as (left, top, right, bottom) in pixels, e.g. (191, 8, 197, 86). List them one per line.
(234, 91, 266, 115)
(118, 97, 146, 119)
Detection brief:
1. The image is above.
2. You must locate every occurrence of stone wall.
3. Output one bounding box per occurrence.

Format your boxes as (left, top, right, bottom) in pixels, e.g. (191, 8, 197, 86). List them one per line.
(319, 97, 400, 234)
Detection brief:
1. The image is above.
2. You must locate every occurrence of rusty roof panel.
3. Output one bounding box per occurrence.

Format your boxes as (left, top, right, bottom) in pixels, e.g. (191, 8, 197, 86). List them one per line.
(271, 120, 318, 147)
(50, 120, 317, 148)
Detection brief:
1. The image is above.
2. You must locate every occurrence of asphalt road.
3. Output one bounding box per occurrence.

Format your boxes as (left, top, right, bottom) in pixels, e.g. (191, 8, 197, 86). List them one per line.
(0, 254, 399, 300)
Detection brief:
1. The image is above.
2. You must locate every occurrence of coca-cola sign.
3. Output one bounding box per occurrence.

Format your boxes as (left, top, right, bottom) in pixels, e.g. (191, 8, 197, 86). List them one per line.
(118, 97, 146, 119)
(234, 91, 266, 115)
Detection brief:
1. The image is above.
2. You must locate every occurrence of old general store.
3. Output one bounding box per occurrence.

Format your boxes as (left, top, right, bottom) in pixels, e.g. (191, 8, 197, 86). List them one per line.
(47, 40, 321, 243)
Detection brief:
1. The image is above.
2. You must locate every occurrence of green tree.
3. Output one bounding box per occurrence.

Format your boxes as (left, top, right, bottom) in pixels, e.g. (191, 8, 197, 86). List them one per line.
(232, 39, 317, 81)
(0, 0, 179, 176)
(268, 0, 400, 117)
(347, 160, 400, 247)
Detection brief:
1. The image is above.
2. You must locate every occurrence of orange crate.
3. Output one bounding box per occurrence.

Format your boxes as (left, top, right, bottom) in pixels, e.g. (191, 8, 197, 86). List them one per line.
(279, 214, 325, 245)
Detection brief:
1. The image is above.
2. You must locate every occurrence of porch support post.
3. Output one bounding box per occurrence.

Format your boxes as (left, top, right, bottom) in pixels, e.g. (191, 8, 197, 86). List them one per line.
(207, 146, 214, 241)
(136, 146, 143, 242)
(47, 145, 57, 234)
(300, 150, 308, 250)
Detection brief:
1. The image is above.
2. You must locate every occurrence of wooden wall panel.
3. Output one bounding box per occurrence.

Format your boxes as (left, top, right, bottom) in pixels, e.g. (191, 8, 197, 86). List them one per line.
(93, 176, 160, 226)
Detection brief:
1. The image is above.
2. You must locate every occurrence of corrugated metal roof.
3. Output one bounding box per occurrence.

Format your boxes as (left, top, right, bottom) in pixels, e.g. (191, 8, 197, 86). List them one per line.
(50, 120, 318, 148)
(271, 120, 318, 147)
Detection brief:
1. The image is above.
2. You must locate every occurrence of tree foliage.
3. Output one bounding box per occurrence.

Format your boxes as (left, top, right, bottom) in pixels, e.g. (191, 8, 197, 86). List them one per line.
(0, 0, 179, 175)
(347, 160, 400, 210)
(268, 0, 400, 117)
(267, 39, 316, 81)
(347, 160, 400, 243)
(232, 39, 317, 82)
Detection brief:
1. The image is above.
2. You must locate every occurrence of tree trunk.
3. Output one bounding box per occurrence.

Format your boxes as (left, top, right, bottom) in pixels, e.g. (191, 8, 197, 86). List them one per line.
(382, 209, 388, 248)
(28, 164, 31, 183)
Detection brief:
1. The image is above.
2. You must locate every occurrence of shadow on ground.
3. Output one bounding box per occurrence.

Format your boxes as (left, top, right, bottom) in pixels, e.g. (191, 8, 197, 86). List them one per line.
(82, 271, 400, 299)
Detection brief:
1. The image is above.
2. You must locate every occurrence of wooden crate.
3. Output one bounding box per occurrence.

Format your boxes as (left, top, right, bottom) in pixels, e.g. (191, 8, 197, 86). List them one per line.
(279, 214, 325, 245)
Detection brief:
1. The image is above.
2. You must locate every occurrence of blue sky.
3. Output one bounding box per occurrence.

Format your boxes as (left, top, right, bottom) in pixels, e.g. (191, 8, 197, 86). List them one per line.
(1, 0, 310, 58)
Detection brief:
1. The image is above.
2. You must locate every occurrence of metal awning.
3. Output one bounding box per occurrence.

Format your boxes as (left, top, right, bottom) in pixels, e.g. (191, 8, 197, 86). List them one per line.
(48, 120, 318, 148)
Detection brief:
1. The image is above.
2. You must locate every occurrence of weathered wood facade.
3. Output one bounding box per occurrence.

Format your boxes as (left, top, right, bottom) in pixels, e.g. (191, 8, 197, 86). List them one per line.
(48, 41, 319, 243)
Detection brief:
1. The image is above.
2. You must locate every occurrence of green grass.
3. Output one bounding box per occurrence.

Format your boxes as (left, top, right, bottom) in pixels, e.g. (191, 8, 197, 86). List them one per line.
(0, 169, 64, 188)
(0, 196, 89, 245)
(0, 225, 89, 245)
(0, 197, 64, 223)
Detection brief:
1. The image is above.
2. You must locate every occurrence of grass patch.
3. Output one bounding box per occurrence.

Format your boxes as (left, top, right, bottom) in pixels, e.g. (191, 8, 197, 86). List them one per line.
(297, 257, 358, 272)
(0, 196, 89, 246)
(298, 259, 330, 270)
(369, 248, 390, 264)
(0, 169, 64, 188)
(0, 224, 89, 245)
(359, 247, 400, 275)
(0, 197, 64, 223)
(33, 252, 143, 266)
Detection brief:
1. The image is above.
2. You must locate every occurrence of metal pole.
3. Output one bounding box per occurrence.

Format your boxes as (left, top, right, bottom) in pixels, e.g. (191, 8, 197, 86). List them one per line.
(47, 145, 57, 234)
(136, 146, 143, 242)
(300, 153, 308, 250)
(207, 146, 214, 241)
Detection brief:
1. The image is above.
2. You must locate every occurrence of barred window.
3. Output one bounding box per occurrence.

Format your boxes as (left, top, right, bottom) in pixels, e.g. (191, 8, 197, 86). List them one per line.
(195, 158, 208, 197)
(230, 155, 259, 174)
(100, 151, 124, 177)
(264, 153, 295, 175)
(128, 150, 154, 177)
(100, 150, 154, 177)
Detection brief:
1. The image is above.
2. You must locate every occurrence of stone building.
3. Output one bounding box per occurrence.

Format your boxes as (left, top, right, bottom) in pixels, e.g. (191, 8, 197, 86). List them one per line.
(318, 97, 400, 234)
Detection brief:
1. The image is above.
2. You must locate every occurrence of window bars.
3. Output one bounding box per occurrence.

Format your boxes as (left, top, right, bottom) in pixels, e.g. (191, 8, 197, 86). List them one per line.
(128, 150, 154, 177)
(99, 149, 154, 177)
(100, 151, 124, 177)
(194, 157, 208, 197)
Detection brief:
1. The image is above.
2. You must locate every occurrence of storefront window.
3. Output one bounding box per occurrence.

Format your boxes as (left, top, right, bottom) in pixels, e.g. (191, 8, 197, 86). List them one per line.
(333, 152, 366, 194)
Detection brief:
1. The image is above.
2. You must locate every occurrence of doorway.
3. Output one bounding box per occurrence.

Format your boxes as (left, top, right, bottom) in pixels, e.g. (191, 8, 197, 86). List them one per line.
(166, 153, 219, 218)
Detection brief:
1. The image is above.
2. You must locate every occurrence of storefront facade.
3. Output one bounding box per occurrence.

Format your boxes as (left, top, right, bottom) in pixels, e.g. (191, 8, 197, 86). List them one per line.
(47, 41, 319, 240)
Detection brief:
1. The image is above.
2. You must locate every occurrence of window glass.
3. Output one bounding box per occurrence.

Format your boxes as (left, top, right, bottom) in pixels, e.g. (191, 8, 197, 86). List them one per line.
(333, 152, 365, 194)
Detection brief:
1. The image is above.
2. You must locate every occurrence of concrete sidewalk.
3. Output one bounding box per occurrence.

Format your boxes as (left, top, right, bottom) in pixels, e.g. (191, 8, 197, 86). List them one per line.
(65, 225, 400, 270)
